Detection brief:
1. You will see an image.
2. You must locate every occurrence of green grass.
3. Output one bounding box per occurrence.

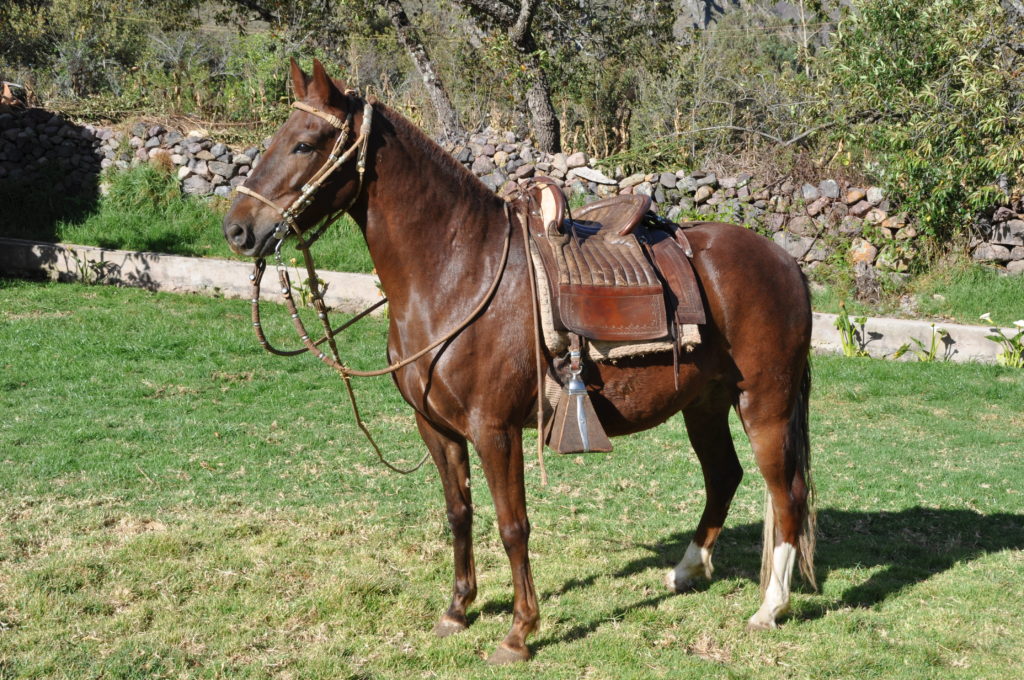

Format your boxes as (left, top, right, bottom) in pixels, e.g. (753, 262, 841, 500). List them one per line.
(811, 259, 1024, 327)
(1, 279, 1023, 679)
(0, 164, 374, 274)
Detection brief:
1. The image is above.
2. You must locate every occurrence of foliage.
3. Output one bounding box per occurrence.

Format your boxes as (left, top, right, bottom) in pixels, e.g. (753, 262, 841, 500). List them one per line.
(834, 302, 869, 357)
(892, 323, 950, 362)
(981, 314, 1024, 368)
(815, 0, 1024, 243)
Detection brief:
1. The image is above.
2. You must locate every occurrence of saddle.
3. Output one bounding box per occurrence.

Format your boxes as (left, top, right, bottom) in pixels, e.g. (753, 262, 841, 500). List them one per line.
(518, 177, 705, 344)
(513, 177, 706, 455)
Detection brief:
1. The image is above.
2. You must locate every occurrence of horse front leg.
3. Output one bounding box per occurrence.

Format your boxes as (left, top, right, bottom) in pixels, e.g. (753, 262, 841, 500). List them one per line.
(415, 413, 477, 637)
(475, 426, 538, 664)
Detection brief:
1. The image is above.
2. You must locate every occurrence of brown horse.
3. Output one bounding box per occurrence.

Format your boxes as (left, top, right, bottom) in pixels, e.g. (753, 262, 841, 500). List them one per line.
(223, 60, 816, 664)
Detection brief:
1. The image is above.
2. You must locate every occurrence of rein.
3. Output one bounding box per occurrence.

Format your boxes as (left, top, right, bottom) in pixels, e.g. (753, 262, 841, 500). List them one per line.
(241, 97, 515, 474)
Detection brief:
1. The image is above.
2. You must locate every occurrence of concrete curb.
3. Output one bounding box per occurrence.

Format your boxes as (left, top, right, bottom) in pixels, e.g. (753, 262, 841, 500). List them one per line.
(811, 312, 1010, 364)
(0, 237, 383, 314)
(1, 238, 1015, 364)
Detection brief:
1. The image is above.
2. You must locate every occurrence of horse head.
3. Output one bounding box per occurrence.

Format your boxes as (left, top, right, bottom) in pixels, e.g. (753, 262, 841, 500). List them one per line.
(223, 58, 371, 257)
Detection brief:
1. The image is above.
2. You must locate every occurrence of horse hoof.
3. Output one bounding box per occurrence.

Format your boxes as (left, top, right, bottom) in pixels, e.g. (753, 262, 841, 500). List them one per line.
(433, 616, 468, 638)
(664, 568, 701, 593)
(745, 616, 778, 632)
(487, 644, 530, 665)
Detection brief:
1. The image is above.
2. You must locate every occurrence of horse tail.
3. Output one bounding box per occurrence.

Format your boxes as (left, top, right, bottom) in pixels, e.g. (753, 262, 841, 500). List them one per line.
(760, 359, 817, 592)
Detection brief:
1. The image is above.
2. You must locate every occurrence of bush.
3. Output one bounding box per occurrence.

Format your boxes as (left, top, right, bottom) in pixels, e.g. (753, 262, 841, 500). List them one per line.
(815, 0, 1024, 243)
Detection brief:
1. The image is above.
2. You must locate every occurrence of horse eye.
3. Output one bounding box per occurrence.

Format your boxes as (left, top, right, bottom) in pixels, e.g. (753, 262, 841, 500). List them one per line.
(292, 142, 314, 154)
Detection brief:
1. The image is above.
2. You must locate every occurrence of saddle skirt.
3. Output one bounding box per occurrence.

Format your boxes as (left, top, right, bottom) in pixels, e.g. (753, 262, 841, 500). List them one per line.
(515, 177, 705, 354)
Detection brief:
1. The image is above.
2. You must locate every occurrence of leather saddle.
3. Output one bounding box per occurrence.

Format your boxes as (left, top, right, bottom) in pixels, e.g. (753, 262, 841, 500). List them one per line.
(516, 177, 705, 345)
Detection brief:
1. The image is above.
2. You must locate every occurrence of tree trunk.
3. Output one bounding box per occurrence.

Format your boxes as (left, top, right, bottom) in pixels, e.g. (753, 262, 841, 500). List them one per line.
(383, 0, 464, 140)
(459, 0, 561, 152)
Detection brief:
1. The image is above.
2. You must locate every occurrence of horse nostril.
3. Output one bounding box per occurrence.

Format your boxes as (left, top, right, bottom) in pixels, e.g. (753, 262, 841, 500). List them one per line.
(225, 223, 250, 248)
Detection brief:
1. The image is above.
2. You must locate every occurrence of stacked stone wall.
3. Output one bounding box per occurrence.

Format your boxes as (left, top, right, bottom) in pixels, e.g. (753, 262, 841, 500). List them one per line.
(1, 108, 1021, 276)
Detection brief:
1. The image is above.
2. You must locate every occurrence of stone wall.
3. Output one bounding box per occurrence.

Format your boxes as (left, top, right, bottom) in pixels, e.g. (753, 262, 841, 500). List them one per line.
(2, 107, 1021, 276)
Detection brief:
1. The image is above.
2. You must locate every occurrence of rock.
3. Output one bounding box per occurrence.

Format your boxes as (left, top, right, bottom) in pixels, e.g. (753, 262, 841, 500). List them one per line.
(195, 149, 216, 161)
(479, 171, 506, 191)
(694, 185, 714, 203)
(773, 231, 815, 260)
(895, 225, 918, 240)
(492, 150, 509, 167)
(214, 185, 233, 198)
(455, 147, 473, 164)
(719, 176, 737, 189)
(866, 186, 884, 204)
(806, 196, 830, 217)
(972, 243, 1012, 263)
(1011, 245, 1024, 260)
(787, 215, 815, 236)
(514, 163, 536, 179)
(845, 188, 866, 204)
(566, 151, 587, 169)
(818, 179, 840, 199)
(551, 153, 569, 175)
(801, 183, 819, 201)
(849, 200, 873, 218)
(766, 213, 787, 232)
(569, 166, 616, 185)
(1007, 260, 1024, 275)
(471, 155, 496, 175)
(208, 160, 236, 179)
(694, 173, 718, 188)
(659, 171, 677, 189)
(634, 181, 654, 197)
(849, 238, 878, 264)
(182, 175, 212, 195)
(191, 159, 209, 177)
(854, 261, 882, 303)
(233, 153, 253, 166)
(865, 208, 887, 224)
(619, 172, 646, 189)
(992, 219, 1024, 246)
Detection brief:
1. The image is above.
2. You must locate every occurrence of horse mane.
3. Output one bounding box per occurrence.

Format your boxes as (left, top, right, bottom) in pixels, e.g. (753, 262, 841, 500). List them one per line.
(373, 101, 500, 203)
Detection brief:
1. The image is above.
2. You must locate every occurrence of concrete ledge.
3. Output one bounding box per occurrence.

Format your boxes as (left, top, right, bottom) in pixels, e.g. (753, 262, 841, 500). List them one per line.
(812, 312, 1011, 364)
(0, 237, 383, 314)
(1, 238, 1015, 364)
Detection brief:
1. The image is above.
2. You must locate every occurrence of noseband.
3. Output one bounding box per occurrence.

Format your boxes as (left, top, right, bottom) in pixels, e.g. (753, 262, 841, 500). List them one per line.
(236, 98, 374, 248)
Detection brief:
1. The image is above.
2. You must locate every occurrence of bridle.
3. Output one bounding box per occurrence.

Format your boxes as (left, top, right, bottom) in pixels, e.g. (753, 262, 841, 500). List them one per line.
(238, 94, 515, 475)
(236, 98, 373, 249)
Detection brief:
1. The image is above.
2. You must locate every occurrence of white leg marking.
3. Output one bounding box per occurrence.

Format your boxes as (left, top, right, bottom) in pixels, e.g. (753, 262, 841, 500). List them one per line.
(748, 542, 796, 630)
(664, 540, 714, 592)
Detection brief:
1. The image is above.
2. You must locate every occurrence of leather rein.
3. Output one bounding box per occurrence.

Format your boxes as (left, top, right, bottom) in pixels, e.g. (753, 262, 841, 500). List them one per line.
(241, 97, 514, 474)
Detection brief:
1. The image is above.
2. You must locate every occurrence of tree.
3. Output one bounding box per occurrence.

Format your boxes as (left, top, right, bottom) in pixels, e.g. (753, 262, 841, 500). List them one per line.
(382, 0, 464, 140)
(816, 0, 1024, 242)
(458, 0, 561, 152)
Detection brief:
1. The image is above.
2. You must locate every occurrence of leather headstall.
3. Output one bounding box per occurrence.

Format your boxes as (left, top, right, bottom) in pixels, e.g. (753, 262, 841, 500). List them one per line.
(236, 96, 374, 249)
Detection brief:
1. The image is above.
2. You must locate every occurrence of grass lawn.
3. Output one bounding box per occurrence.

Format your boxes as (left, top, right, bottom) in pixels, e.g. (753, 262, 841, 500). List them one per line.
(1, 280, 1023, 679)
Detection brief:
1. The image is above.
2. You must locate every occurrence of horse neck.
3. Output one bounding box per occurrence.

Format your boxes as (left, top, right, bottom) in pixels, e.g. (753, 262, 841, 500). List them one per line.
(350, 112, 510, 314)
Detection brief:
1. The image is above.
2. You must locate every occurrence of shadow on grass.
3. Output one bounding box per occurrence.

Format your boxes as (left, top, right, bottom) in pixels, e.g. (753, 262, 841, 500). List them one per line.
(509, 507, 1024, 651)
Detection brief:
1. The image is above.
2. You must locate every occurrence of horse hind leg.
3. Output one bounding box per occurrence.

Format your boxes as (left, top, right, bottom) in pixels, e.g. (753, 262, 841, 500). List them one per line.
(740, 363, 816, 630)
(415, 414, 477, 638)
(666, 395, 744, 593)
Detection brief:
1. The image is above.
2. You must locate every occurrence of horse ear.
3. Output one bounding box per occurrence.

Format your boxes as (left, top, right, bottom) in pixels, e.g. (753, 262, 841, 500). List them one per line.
(289, 57, 308, 100)
(309, 58, 345, 108)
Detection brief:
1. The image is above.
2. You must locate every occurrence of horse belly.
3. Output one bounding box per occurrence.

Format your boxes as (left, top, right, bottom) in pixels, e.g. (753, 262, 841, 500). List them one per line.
(589, 357, 712, 436)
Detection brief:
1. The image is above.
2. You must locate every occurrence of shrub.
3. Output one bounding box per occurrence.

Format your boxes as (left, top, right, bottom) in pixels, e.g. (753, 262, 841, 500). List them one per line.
(815, 0, 1024, 243)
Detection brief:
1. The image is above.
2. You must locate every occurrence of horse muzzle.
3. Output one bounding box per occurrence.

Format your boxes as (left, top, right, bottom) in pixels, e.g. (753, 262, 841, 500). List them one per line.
(223, 219, 283, 257)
